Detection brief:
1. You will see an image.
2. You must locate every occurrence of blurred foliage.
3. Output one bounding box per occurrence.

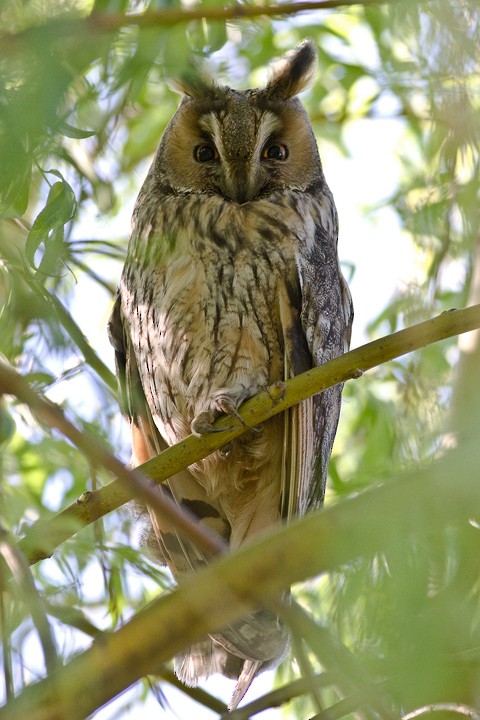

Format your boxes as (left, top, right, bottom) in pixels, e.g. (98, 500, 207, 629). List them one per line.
(0, 0, 480, 718)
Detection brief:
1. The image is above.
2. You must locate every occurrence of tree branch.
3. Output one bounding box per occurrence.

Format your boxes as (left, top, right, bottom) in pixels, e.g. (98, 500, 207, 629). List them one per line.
(1, 435, 479, 720)
(15, 304, 480, 565)
(1, 0, 390, 53)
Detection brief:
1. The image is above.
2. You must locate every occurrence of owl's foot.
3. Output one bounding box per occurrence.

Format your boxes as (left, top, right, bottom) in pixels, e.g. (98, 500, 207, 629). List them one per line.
(191, 410, 229, 436)
(216, 394, 264, 435)
(191, 394, 250, 436)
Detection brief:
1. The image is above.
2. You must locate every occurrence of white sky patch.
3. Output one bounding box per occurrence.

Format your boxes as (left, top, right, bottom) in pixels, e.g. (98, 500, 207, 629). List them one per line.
(321, 116, 418, 346)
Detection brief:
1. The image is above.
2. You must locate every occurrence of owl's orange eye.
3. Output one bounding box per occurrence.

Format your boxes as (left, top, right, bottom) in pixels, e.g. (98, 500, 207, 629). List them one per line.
(262, 143, 288, 161)
(194, 144, 218, 162)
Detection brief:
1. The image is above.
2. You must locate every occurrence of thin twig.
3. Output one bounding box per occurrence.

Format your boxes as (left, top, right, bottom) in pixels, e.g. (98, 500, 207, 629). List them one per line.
(156, 666, 228, 715)
(290, 631, 326, 715)
(0, 525, 58, 676)
(14, 303, 480, 565)
(224, 672, 335, 720)
(0, 592, 14, 702)
(286, 601, 396, 720)
(308, 683, 395, 720)
(44, 602, 103, 639)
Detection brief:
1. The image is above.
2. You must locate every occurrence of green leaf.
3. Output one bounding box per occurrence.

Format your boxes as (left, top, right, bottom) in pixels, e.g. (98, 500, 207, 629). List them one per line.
(25, 174, 77, 273)
(58, 122, 96, 140)
(0, 135, 32, 217)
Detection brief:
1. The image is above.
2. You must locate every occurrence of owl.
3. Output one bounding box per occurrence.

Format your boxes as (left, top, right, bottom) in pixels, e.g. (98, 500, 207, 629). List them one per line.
(108, 39, 353, 709)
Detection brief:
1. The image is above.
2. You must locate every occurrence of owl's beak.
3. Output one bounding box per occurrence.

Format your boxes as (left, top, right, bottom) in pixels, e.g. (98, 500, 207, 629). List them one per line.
(224, 162, 264, 204)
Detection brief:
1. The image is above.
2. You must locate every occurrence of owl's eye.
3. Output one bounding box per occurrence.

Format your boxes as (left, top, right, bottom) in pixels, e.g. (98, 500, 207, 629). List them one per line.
(262, 143, 288, 161)
(194, 144, 219, 162)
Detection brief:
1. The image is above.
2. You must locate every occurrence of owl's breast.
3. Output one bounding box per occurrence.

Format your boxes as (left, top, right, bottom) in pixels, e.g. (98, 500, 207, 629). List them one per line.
(123, 198, 302, 443)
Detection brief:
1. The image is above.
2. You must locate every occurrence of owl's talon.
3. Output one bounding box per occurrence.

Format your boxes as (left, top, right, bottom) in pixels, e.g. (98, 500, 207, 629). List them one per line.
(191, 411, 235, 436)
(191, 411, 222, 436)
(217, 399, 262, 434)
(192, 395, 259, 437)
(215, 394, 241, 418)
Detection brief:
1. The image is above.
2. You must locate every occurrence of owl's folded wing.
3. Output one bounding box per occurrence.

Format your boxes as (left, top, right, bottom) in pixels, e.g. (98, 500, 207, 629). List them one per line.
(280, 219, 353, 518)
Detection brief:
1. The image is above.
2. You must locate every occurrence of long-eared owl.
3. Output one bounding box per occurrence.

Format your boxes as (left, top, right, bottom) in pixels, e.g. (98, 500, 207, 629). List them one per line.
(109, 39, 353, 709)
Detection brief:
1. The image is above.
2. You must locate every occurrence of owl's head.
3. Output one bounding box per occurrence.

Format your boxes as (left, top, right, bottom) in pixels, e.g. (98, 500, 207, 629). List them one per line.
(152, 40, 324, 204)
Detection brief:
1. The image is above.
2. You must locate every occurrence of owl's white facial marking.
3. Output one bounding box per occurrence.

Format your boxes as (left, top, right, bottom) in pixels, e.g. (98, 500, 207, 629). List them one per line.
(195, 108, 285, 204)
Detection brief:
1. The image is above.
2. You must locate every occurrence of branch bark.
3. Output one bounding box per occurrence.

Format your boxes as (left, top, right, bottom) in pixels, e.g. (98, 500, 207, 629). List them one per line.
(14, 304, 480, 564)
(1, 436, 479, 720)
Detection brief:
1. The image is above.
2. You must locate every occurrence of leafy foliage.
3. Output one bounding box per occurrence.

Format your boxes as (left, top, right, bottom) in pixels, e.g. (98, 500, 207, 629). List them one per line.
(1, 0, 480, 718)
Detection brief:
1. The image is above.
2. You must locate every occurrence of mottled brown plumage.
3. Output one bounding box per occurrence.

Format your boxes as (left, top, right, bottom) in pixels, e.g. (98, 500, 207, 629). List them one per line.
(109, 39, 353, 708)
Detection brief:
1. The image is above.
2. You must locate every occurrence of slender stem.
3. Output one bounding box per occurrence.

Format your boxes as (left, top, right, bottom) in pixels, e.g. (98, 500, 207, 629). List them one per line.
(402, 705, 480, 720)
(0, 526, 58, 676)
(0, 592, 14, 702)
(224, 672, 335, 720)
(155, 667, 228, 715)
(286, 601, 395, 720)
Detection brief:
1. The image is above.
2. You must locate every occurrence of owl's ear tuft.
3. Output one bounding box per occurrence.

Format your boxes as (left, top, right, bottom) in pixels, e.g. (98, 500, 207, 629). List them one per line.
(168, 72, 218, 99)
(265, 39, 317, 99)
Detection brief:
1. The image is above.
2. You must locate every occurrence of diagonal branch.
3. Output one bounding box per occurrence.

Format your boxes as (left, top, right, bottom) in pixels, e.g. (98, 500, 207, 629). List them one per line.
(224, 672, 334, 720)
(14, 303, 480, 565)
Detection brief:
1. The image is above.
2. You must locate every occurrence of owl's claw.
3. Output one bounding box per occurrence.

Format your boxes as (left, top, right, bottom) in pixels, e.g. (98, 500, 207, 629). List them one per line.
(191, 410, 231, 436)
(218, 394, 265, 435)
(191, 394, 259, 436)
(216, 395, 248, 426)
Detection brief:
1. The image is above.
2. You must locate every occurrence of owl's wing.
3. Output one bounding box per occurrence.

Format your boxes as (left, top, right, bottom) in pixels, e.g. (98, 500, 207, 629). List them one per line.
(108, 293, 159, 463)
(280, 213, 353, 518)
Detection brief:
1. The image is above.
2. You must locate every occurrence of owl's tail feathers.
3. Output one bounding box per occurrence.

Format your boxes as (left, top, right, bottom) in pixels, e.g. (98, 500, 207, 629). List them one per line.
(175, 609, 289, 710)
(229, 659, 263, 711)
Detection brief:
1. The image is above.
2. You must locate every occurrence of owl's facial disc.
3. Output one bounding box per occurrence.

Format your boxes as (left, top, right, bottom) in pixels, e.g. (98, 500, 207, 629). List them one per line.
(158, 87, 322, 201)
(193, 105, 288, 204)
